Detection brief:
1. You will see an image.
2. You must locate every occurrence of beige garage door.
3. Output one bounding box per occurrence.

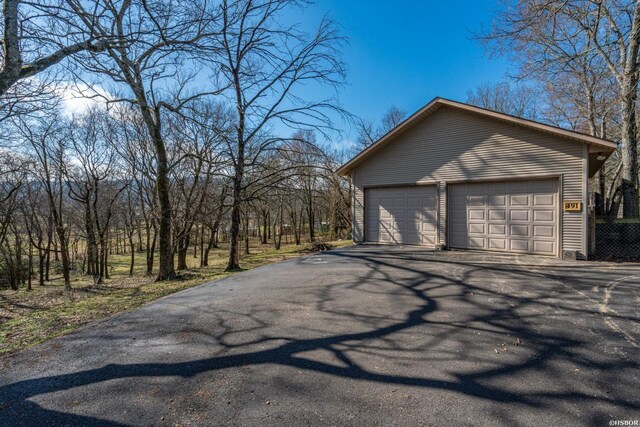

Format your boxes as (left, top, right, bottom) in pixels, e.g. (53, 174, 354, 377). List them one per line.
(448, 180, 558, 255)
(365, 186, 437, 245)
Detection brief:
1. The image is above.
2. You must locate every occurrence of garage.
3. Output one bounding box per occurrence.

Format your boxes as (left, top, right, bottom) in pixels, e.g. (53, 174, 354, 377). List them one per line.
(338, 97, 618, 259)
(365, 186, 437, 245)
(448, 180, 558, 255)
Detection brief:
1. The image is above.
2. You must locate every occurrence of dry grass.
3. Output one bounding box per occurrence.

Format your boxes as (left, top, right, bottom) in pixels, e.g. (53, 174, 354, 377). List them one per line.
(0, 239, 351, 356)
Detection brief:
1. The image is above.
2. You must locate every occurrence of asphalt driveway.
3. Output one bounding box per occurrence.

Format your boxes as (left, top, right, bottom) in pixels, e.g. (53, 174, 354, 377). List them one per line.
(1, 245, 639, 426)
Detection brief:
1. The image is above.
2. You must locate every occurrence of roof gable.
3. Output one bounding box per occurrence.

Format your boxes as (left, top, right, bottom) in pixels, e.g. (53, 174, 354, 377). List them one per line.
(337, 97, 617, 176)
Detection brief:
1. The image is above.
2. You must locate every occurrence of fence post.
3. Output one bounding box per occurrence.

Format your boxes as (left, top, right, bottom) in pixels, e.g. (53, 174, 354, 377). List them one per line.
(589, 207, 596, 258)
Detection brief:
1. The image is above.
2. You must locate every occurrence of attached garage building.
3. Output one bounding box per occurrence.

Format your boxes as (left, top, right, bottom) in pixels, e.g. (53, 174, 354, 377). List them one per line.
(337, 98, 617, 259)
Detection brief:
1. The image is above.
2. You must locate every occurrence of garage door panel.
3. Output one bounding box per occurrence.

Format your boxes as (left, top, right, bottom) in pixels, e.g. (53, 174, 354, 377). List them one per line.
(488, 195, 507, 206)
(365, 186, 437, 246)
(488, 238, 507, 250)
(422, 234, 436, 245)
(533, 210, 554, 222)
(510, 239, 530, 252)
(510, 195, 530, 206)
(448, 179, 558, 256)
(468, 237, 485, 249)
(468, 223, 485, 234)
(424, 211, 437, 221)
(532, 180, 556, 192)
(489, 209, 507, 221)
(410, 211, 424, 221)
(510, 224, 530, 237)
(421, 222, 436, 232)
(534, 194, 554, 206)
(380, 231, 392, 242)
(533, 225, 554, 237)
(489, 224, 506, 235)
(533, 240, 554, 254)
(469, 209, 485, 220)
(510, 210, 529, 221)
(468, 195, 485, 206)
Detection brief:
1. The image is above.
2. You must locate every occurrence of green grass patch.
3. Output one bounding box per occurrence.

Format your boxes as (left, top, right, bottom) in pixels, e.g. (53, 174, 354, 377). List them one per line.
(0, 239, 352, 356)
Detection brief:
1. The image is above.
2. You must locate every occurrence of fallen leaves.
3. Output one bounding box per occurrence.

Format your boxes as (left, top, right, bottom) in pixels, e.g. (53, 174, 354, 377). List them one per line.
(493, 337, 523, 354)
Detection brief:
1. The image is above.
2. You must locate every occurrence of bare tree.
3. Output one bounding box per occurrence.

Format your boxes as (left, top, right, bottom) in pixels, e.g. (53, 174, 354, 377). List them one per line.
(0, 0, 110, 114)
(16, 113, 73, 290)
(0, 151, 26, 257)
(111, 107, 160, 276)
(68, 0, 222, 280)
(356, 105, 407, 151)
(484, 0, 639, 217)
(67, 108, 127, 283)
(466, 81, 541, 119)
(209, 0, 346, 270)
(167, 102, 225, 270)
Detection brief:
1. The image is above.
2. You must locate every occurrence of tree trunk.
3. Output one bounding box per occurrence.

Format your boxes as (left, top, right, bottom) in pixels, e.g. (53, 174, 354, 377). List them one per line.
(307, 201, 315, 242)
(55, 225, 71, 291)
(129, 236, 135, 277)
(38, 248, 45, 286)
(261, 209, 268, 244)
(177, 232, 190, 270)
(96, 236, 105, 284)
(267, 211, 271, 240)
(620, 3, 640, 218)
(146, 226, 157, 276)
(620, 86, 639, 218)
(243, 212, 250, 256)
(155, 138, 175, 280)
(84, 201, 99, 276)
(104, 232, 110, 280)
(45, 246, 50, 282)
(194, 227, 199, 258)
(27, 242, 33, 291)
(138, 101, 174, 280)
(137, 226, 143, 252)
(202, 228, 215, 267)
(199, 226, 205, 266)
(15, 230, 23, 287)
(274, 200, 284, 250)
(227, 177, 243, 270)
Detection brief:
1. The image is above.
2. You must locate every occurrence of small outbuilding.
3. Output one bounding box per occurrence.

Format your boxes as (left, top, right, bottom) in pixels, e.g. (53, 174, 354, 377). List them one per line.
(337, 98, 617, 259)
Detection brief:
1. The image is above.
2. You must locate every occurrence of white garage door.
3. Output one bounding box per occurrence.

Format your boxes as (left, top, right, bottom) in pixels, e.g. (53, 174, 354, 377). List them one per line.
(365, 186, 437, 245)
(448, 180, 558, 255)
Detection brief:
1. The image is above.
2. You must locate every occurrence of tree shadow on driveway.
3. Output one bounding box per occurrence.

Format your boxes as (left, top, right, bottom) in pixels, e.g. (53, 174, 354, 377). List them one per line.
(1, 246, 639, 425)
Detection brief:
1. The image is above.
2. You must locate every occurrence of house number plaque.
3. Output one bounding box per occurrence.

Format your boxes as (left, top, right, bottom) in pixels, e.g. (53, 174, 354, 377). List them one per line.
(563, 201, 582, 212)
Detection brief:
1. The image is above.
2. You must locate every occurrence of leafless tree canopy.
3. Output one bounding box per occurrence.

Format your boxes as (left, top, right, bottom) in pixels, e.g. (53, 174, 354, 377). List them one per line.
(479, 0, 640, 218)
(355, 105, 407, 152)
(0, 0, 352, 289)
(466, 81, 541, 120)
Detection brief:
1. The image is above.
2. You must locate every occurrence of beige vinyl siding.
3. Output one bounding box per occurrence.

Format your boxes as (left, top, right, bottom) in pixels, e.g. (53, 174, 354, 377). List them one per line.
(352, 106, 587, 256)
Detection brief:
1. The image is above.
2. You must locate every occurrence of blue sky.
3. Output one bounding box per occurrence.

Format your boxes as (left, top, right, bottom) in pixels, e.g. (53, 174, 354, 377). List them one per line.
(292, 0, 511, 141)
(65, 1, 512, 146)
